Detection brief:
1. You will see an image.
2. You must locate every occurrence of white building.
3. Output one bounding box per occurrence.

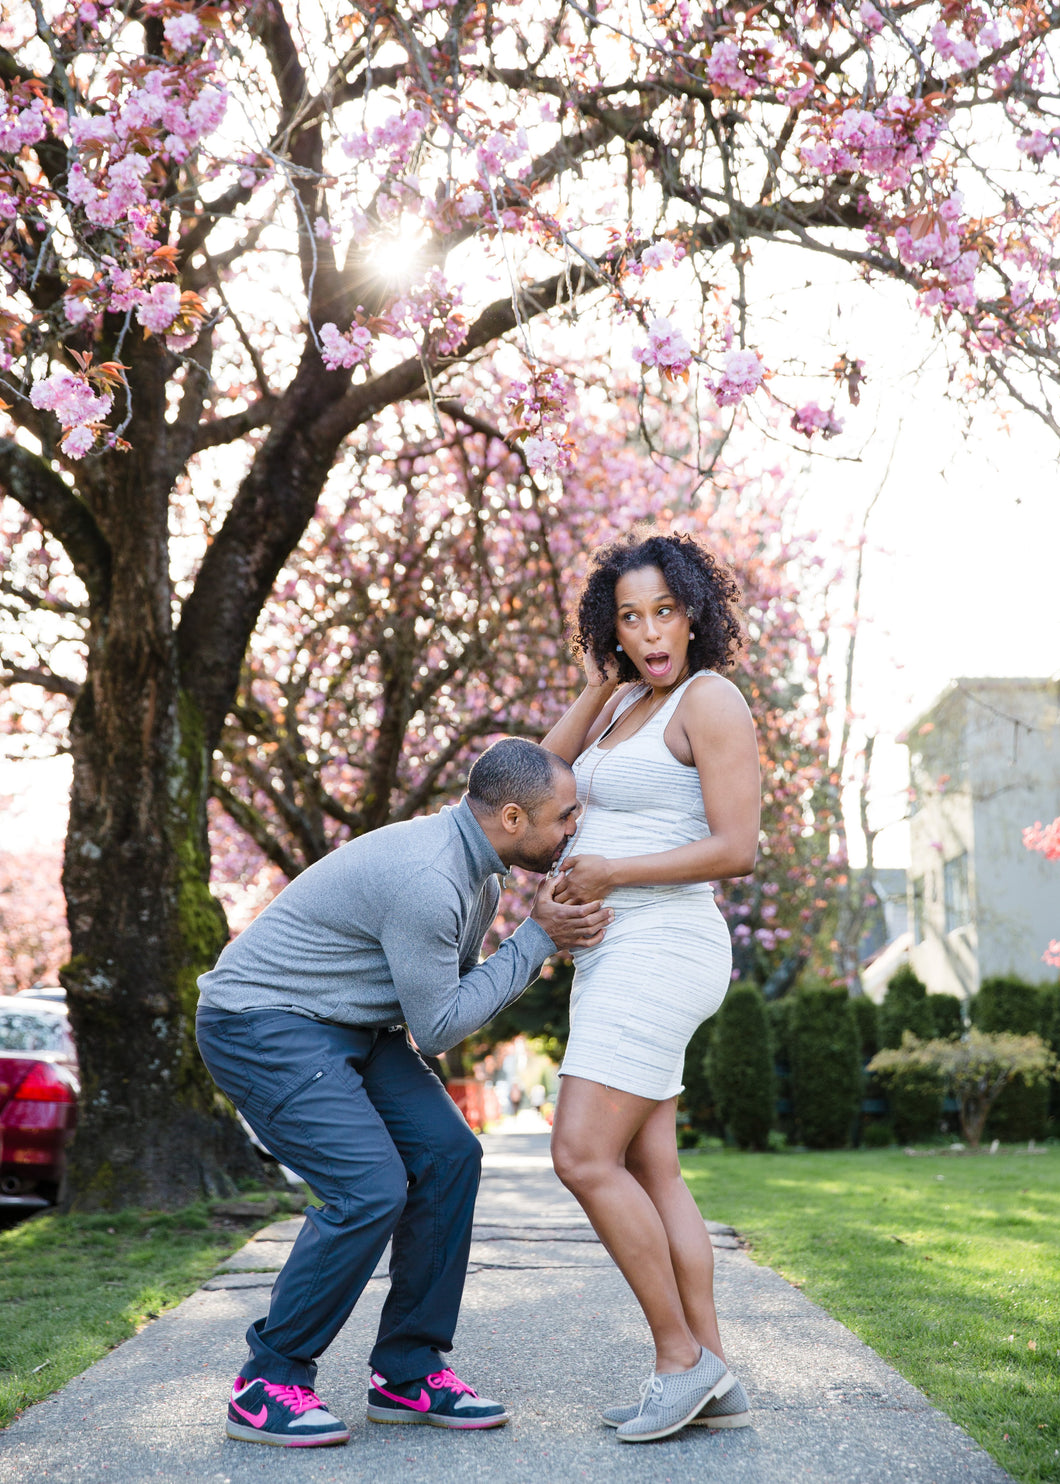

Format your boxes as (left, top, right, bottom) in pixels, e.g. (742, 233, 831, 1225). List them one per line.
(903, 678, 1060, 1002)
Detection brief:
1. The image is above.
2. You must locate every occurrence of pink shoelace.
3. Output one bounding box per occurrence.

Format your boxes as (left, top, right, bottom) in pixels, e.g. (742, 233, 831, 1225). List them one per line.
(260, 1382, 324, 1414)
(427, 1369, 477, 1397)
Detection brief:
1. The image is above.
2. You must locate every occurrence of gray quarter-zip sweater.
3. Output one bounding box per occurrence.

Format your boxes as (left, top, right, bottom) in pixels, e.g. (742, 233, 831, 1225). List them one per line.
(197, 798, 555, 1055)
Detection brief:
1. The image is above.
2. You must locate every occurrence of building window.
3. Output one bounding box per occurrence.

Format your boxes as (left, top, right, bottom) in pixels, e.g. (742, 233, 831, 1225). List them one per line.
(944, 853, 971, 934)
(911, 878, 925, 945)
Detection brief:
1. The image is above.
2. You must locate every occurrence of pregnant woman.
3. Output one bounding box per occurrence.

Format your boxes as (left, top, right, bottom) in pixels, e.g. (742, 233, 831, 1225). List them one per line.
(543, 528, 761, 1443)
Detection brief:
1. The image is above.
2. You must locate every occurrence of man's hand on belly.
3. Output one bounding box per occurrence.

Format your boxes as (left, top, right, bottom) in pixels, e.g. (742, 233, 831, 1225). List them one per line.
(530, 874, 613, 948)
(552, 854, 616, 906)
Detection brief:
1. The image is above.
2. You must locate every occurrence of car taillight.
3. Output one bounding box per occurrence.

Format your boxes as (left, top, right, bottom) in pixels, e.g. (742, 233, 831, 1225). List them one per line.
(12, 1064, 77, 1103)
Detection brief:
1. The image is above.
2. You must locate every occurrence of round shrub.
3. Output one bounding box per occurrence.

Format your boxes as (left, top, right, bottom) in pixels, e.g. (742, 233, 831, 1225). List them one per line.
(709, 983, 775, 1150)
(879, 964, 932, 1049)
(790, 985, 861, 1149)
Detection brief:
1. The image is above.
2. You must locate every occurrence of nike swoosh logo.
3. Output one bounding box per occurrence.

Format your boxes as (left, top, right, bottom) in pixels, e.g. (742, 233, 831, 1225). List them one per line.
(372, 1382, 431, 1412)
(231, 1400, 268, 1426)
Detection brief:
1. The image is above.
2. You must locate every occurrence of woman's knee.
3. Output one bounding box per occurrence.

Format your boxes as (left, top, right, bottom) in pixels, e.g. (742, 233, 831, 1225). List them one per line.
(551, 1133, 610, 1195)
(626, 1146, 681, 1191)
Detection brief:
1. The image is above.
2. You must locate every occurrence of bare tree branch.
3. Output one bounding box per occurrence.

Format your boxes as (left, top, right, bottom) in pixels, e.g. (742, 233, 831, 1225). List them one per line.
(0, 441, 110, 608)
(0, 662, 82, 699)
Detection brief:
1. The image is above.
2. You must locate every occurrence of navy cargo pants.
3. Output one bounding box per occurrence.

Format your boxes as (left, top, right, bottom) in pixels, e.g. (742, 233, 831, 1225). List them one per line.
(195, 1006, 481, 1388)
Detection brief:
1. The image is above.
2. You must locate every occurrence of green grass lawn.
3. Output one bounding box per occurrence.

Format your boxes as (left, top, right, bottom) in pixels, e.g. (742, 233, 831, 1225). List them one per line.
(0, 1190, 306, 1430)
(682, 1144, 1060, 1484)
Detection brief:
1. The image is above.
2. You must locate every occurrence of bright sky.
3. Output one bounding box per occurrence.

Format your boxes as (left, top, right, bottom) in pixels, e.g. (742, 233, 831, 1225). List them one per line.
(762, 265, 1060, 869)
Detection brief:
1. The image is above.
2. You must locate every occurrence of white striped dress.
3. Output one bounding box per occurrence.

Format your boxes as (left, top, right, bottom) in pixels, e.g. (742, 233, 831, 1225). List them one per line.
(558, 672, 733, 1100)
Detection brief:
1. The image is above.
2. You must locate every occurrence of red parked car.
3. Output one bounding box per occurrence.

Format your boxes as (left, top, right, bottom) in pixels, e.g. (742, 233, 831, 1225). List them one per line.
(0, 994, 79, 1209)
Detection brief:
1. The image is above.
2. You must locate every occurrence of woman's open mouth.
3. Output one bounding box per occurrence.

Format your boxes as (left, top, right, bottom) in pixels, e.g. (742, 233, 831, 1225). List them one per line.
(644, 651, 671, 677)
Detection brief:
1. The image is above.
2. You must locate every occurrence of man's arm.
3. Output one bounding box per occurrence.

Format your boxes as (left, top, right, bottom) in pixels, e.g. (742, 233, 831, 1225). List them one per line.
(378, 876, 612, 1056)
(378, 889, 556, 1055)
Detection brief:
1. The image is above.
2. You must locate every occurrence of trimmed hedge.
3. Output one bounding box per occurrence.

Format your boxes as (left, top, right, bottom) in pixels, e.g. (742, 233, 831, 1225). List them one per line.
(872, 1049, 946, 1143)
(790, 985, 861, 1149)
(709, 983, 775, 1150)
(926, 992, 963, 1041)
(971, 976, 1046, 1036)
(680, 1019, 718, 1136)
(970, 977, 1051, 1140)
(851, 994, 879, 1061)
(767, 995, 795, 1140)
(879, 964, 932, 1049)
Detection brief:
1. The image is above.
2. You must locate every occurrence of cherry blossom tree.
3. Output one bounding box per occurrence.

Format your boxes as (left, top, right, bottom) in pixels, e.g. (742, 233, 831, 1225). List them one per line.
(213, 381, 850, 1004)
(2, 0, 1059, 1207)
(0, 844, 69, 993)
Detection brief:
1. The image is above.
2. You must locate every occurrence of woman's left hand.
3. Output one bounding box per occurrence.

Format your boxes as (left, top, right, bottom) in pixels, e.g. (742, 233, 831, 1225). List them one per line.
(554, 854, 615, 905)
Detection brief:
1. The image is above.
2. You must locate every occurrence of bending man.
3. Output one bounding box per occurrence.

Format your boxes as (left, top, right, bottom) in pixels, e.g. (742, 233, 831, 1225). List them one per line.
(196, 738, 609, 1448)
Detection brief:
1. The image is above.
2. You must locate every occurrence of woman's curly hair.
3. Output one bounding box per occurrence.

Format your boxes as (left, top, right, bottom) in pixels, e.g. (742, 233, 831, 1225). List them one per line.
(570, 527, 744, 682)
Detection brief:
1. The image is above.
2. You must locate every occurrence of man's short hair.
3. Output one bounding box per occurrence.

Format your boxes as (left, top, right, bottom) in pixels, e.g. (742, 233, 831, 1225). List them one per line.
(467, 738, 569, 817)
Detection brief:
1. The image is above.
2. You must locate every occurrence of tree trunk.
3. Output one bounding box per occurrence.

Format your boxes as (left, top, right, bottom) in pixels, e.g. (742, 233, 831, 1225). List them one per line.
(960, 1095, 987, 1149)
(59, 351, 259, 1210)
(61, 686, 260, 1208)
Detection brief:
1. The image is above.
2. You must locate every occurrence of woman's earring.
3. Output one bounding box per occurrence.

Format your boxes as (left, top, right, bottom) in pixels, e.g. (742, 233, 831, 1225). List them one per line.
(615, 644, 623, 652)
(689, 632, 695, 641)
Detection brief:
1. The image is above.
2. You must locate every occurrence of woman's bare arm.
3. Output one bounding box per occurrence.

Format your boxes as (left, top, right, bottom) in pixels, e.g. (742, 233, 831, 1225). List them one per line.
(541, 652, 626, 762)
(554, 675, 761, 901)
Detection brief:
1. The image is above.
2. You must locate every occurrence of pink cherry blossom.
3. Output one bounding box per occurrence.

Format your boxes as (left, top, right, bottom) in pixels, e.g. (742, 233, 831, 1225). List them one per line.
(707, 41, 755, 98)
(0, 95, 48, 153)
(319, 322, 373, 371)
(60, 425, 97, 459)
(641, 240, 677, 270)
(65, 163, 99, 210)
(930, 22, 979, 72)
(522, 435, 561, 473)
(187, 85, 227, 140)
(63, 295, 94, 328)
(29, 369, 112, 427)
(136, 282, 182, 335)
(476, 128, 528, 176)
(636, 317, 692, 375)
(791, 402, 844, 439)
(1017, 131, 1058, 162)
(163, 14, 204, 52)
(1024, 818, 1060, 861)
(714, 348, 764, 406)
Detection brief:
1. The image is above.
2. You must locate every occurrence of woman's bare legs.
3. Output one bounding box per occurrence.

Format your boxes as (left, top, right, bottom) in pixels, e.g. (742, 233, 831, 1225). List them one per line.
(624, 1097, 724, 1362)
(550, 1075, 702, 1373)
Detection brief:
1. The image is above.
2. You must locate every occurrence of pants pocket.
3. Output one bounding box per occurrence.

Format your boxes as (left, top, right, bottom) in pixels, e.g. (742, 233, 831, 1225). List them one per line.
(264, 1067, 326, 1124)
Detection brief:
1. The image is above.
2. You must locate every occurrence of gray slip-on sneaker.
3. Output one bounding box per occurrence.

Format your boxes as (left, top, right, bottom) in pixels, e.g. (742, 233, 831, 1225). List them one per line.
(615, 1348, 734, 1443)
(602, 1372, 749, 1429)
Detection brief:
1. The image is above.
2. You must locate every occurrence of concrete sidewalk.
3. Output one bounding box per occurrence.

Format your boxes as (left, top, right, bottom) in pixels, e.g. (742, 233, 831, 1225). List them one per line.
(0, 1124, 1011, 1484)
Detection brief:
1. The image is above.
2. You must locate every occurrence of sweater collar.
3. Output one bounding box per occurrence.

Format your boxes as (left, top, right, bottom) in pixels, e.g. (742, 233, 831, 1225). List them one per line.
(454, 796, 508, 883)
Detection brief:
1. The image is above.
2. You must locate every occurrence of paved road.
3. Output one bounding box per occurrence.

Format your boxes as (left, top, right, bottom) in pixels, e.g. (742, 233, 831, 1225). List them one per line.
(0, 1124, 1011, 1483)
